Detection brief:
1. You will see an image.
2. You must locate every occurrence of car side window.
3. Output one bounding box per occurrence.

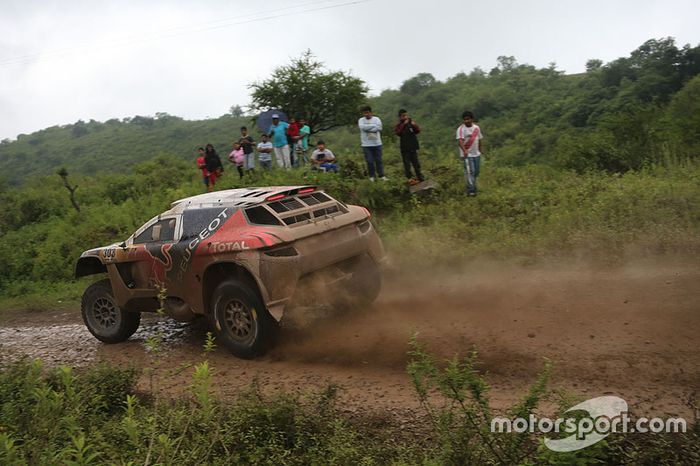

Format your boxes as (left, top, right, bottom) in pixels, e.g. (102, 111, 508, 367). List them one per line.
(133, 218, 177, 244)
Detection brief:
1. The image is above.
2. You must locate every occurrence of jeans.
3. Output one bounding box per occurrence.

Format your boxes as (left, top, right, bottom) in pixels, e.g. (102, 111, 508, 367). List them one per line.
(319, 162, 338, 172)
(294, 148, 309, 167)
(259, 160, 272, 170)
(401, 149, 423, 181)
(362, 145, 384, 178)
(463, 156, 480, 194)
(244, 152, 255, 170)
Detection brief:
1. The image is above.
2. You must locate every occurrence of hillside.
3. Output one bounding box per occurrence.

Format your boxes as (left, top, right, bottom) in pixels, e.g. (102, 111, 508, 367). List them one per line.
(1, 37, 698, 184)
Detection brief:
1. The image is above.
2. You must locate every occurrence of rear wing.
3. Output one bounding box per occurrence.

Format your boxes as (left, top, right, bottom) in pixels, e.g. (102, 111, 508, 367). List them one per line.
(245, 188, 348, 227)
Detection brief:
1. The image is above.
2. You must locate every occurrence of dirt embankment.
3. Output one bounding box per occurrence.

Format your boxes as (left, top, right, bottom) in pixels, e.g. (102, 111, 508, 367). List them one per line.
(1, 257, 699, 419)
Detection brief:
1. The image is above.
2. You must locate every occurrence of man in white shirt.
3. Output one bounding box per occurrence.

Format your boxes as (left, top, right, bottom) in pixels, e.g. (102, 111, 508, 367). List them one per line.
(256, 134, 274, 170)
(358, 105, 387, 181)
(456, 110, 484, 196)
(310, 140, 338, 172)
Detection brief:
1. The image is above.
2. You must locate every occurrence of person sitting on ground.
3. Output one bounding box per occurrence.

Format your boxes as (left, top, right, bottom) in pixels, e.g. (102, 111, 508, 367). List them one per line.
(310, 140, 338, 173)
(195, 147, 209, 192)
(227, 142, 245, 179)
(257, 134, 273, 170)
(204, 143, 223, 192)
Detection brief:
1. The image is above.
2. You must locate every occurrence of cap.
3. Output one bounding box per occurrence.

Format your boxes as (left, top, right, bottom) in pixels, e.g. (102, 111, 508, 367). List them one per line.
(272, 114, 279, 119)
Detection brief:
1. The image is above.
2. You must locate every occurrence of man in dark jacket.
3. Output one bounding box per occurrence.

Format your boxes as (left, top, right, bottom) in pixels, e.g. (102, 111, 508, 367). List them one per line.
(394, 109, 424, 184)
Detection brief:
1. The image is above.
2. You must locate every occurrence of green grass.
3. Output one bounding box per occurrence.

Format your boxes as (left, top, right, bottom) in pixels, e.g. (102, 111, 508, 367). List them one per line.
(0, 280, 85, 314)
(1, 342, 698, 465)
(1, 152, 699, 309)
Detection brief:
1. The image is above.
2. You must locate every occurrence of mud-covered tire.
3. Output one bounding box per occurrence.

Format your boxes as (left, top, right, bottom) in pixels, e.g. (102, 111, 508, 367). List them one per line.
(333, 254, 382, 310)
(209, 280, 276, 359)
(81, 279, 140, 343)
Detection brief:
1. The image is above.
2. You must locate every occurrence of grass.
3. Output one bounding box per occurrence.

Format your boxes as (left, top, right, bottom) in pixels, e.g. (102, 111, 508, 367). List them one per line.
(1, 153, 699, 310)
(1, 340, 698, 465)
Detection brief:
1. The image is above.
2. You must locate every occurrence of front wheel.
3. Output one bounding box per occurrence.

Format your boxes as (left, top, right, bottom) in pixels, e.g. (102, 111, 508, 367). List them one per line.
(209, 280, 276, 359)
(81, 279, 140, 343)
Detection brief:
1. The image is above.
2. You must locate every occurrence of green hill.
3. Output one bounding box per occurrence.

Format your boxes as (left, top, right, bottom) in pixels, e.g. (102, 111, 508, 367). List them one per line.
(1, 37, 698, 184)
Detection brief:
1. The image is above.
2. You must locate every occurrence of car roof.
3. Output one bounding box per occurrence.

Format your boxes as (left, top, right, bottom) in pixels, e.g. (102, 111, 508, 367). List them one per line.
(166, 186, 318, 214)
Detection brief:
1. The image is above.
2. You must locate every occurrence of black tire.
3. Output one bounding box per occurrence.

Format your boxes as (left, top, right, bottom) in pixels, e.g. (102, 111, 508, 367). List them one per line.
(209, 279, 276, 359)
(333, 254, 382, 310)
(81, 279, 140, 343)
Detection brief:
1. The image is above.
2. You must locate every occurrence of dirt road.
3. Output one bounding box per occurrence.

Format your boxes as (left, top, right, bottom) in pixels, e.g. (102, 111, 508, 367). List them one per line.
(1, 258, 698, 419)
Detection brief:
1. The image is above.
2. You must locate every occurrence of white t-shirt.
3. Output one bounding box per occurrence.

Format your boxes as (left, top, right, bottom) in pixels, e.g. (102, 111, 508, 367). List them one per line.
(257, 141, 273, 162)
(311, 148, 335, 162)
(358, 116, 383, 147)
(455, 124, 483, 157)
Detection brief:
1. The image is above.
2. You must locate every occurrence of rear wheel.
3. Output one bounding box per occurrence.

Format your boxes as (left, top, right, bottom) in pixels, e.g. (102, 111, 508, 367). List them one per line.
(209, 280, 276, 358)
(81, 279, 140, 343)
(332, 254, 382, 310)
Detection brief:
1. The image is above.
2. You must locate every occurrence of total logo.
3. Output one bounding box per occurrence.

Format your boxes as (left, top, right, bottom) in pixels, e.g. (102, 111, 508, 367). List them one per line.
(207, 241, 251, 253)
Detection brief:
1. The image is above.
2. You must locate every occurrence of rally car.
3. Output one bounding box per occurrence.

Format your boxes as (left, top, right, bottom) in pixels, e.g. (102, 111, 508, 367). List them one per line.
(75, 186, 385, 358)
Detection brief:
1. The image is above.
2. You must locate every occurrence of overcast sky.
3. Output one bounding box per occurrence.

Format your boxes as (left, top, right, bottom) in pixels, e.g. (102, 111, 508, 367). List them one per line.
(0, 0, 697, 140)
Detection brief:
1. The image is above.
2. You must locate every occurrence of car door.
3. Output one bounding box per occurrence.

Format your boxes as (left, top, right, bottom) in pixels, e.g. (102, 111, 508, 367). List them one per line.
(131, 216, 181, 288)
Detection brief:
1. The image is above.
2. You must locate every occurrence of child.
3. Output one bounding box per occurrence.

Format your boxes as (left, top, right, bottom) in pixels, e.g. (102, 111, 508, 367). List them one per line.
(295, 117, 311, 167)
(228, 142, 245, 179)
(257, 134, 273, 170)
(195, 147, 209, 191)
(310, 140, 338, 173)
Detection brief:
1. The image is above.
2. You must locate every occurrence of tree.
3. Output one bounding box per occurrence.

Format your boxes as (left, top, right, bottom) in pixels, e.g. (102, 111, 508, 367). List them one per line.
(228, 105, 244, 118)
(248, 50, 367, 134)
(666, 74, 700, 151)
(57, 167, 80, 212)
(586, 59, 603, 72)
(71, 120, 88, 137)
(400, 73, 437, 95)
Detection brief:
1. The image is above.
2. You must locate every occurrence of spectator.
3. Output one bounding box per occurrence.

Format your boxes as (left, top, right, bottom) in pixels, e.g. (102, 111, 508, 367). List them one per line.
(358, 105, 387, 181)
(310, 140, 338, 173)
(268, 114, 291, 169)
(204, 144, 223, 191)
(394, 109, 424, 185)
(456, 110, 484, 196)
(238, 126, 256, 174)
(195, 147, 209, 191)
(228, 142, 245, 179)
(295, 117, 311, 167)
(257, 134, 273, 171)
(286, 117, 300, 167)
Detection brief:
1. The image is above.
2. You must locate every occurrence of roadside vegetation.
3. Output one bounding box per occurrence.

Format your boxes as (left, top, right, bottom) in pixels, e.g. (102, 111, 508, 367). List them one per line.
(0, 152, 698, 309)
(1, 339, 698, 465)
